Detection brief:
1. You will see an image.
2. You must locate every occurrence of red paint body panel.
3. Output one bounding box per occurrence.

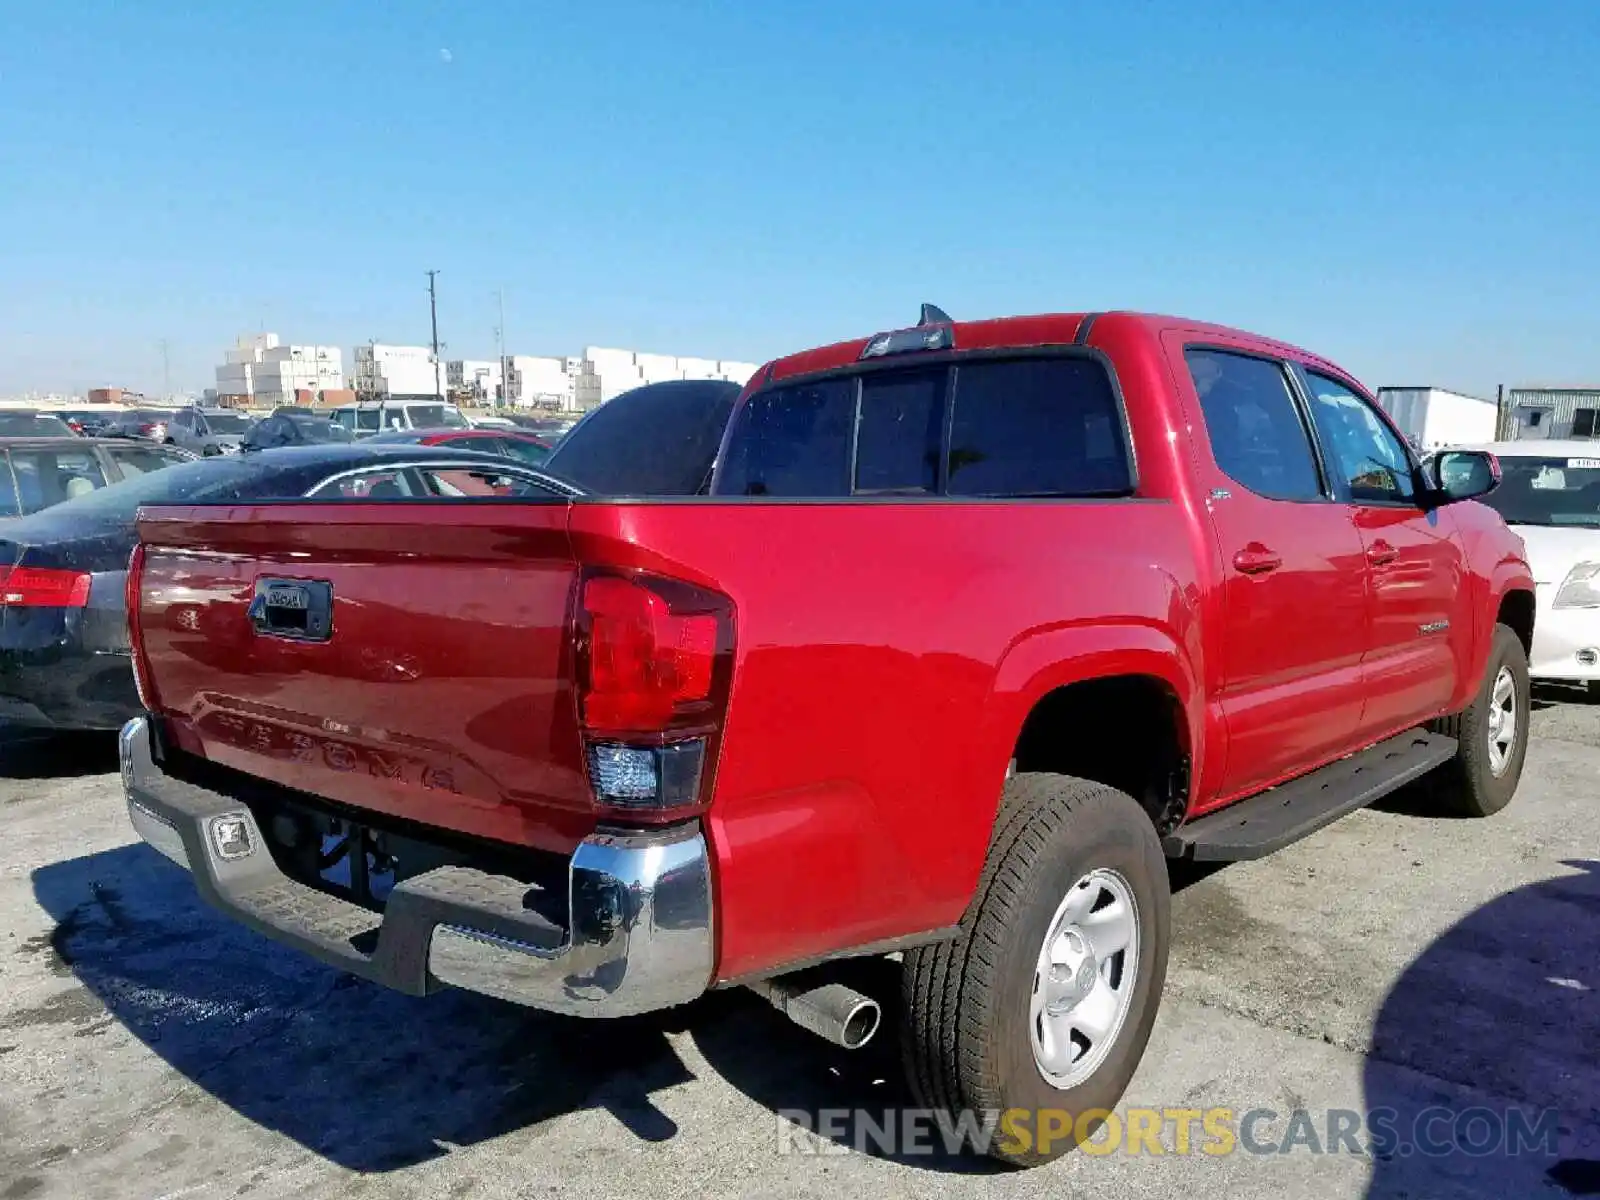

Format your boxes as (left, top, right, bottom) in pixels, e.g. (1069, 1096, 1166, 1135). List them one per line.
(133, 310, 1535, 986)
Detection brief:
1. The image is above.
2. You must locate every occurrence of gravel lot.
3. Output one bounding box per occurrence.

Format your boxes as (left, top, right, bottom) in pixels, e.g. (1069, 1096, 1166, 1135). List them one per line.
(1, 689, 1597, 1200)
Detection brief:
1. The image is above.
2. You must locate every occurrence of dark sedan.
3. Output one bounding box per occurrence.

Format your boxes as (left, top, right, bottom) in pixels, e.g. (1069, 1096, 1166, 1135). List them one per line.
(0, 444, 577, 731)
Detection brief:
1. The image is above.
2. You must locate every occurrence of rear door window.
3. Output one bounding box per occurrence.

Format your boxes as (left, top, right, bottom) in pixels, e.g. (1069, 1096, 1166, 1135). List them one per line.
(947, 358, 1132, 496)
(1186, 349, 1324, 502)
(9, 448, 110, 512)
(415, 466, 566, 499)
(307, 469, 418, 499)
(106, 445, 188, 478)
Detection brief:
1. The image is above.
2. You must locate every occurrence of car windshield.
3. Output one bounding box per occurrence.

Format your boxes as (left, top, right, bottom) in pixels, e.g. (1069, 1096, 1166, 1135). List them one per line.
(0, 413, 75, 437)
(204, 412, 252, 433)
(28, 456, 278, 525)
(408, 404, 468, 429)
(1478, 455, 1600, 527)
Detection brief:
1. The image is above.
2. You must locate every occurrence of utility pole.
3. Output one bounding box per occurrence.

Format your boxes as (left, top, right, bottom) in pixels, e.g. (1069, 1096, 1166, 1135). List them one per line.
(426, 269, 443, 402)
(159, 339, 171, 402)
(494, 288, 507, 409)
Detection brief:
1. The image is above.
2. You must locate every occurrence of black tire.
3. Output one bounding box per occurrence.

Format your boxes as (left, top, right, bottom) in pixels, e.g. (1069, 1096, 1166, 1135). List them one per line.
(1588, 680, 1600, 702)
(1426, 624, 1530, 817)
(900, 773, 1169, 1167)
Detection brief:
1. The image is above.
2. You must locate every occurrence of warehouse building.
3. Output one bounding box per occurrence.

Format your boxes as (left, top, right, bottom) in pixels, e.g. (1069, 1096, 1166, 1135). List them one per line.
(1498, 387, 1600, 441)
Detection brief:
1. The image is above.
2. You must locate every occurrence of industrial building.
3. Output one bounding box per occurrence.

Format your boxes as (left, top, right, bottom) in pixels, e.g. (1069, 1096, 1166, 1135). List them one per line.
(209, 335, 756, 413)
(446, 359, 504, 403)
(572, 347, 758, 410)
(1375, 387, 1498, 451)
(352, 343, 443, 401)
(215, 335, 345, 406)
(1498, 387, 1600, 441)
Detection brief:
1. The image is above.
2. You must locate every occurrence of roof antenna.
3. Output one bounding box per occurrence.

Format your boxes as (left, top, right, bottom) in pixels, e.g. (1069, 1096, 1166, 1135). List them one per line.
(918, 303, 952, 326)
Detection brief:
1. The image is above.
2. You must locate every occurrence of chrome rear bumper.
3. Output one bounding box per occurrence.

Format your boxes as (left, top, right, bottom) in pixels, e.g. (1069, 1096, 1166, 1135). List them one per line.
(119, 716, 714, 1017)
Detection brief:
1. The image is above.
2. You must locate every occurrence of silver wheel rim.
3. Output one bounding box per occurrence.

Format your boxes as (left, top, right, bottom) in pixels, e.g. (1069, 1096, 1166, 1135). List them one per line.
(1030, 867, 1140, 1090)
(1486, 666, 1517, 777)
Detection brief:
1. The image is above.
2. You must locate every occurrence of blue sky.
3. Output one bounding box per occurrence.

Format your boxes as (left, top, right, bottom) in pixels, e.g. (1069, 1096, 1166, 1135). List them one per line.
(2, 0, 1596, 397)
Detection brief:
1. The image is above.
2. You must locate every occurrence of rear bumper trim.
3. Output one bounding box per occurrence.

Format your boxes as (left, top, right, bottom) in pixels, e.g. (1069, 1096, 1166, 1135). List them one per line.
(118, 715, 714, 1016)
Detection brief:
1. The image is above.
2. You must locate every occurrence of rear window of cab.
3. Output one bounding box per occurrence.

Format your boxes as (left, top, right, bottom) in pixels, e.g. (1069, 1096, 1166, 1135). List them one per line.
(713, 355, 1132, 499)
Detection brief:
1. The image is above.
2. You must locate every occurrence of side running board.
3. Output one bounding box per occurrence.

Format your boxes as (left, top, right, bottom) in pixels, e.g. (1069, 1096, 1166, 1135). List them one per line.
(1164, 730, 1458, 862)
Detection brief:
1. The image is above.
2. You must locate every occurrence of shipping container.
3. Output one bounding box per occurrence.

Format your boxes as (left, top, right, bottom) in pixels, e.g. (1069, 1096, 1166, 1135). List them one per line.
(1375, 387, 1498, 451)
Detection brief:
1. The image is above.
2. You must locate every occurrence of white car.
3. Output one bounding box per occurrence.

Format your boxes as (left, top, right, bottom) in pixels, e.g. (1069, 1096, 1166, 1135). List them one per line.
(1450, 440, 1600, 694)
(329, 399, 470, 436)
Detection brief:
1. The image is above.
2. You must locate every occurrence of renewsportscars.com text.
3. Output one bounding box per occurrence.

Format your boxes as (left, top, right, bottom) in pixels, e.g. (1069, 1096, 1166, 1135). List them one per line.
(776, 1106, 1562, 1159)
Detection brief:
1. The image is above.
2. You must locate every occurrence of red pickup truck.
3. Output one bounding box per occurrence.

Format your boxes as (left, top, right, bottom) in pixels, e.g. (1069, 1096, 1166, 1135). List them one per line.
(119, 309, 1533, 1164)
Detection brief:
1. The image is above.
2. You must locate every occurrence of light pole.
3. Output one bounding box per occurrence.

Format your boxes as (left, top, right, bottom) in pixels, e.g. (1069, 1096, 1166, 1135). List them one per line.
(427, 269, 443, 402)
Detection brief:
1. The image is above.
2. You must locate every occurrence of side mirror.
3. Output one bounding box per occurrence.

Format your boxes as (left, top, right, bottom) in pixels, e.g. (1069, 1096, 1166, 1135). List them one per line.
(1427, 450, 1500, 503)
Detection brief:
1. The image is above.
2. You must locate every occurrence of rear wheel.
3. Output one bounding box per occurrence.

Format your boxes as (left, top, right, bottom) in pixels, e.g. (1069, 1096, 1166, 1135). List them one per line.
(900, 773, 1169, 1166)
(1427, 624, 1530, 817)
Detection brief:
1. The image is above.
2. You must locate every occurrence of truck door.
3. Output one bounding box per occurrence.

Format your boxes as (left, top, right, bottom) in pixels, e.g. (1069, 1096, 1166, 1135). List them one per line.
(1295, 368, 1466, 734)
(1173, 342, 1371, 801)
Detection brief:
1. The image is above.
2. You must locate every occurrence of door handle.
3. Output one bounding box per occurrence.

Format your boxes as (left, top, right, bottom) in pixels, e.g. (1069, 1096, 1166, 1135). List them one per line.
(1367, 540, 1398, 566)
(1232, 545, 1283, 575)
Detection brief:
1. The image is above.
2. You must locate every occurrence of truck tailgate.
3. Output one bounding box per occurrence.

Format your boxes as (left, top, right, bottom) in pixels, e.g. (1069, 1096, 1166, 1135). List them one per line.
(133, 503, 595, 853)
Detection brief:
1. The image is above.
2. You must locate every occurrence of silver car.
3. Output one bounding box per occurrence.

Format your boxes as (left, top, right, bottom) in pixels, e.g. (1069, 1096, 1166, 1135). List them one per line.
(166, 407, 255, 456)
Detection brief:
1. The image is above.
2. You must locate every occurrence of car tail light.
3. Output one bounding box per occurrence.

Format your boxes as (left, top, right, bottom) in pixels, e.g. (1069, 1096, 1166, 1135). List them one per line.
(575, 569, 734, 818)
(126, 544, 157, 710)
(0, 566, 91, 607)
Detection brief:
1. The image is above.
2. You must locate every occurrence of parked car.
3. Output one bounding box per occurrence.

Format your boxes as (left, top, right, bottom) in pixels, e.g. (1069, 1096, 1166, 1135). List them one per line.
(0, 438, 191, 518)
(331, 399, 470, 436)
(166, 406, 255, 456)
(1441, 440, 1600, 696)
(242, 410, 354, 450)
(53, 408, 120, 436)
(362, 426, 554, 467)
(118, 309, 1532, 1167)
(0, 445, 576, 732)
(0, 411, 79, 438)
(100, 408, 179, 442)
(541, 379, 740, 494)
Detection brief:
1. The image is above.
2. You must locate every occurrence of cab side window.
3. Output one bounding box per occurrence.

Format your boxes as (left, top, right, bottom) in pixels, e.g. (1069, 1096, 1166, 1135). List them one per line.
(1301, 372, 1417, 505)
(1186, 349, 1323, 502)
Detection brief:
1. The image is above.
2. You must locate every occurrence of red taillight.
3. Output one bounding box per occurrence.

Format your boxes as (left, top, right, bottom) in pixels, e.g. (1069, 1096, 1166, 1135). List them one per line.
(0, 566, 91, 607)
(576, 570, 734, 818)
(580, 574, 724, 731)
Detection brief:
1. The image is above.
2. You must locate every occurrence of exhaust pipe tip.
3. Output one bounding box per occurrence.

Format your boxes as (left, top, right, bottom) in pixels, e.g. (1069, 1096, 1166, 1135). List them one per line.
(749, 977, 883, 1050)
(837, 995, 881, 1050)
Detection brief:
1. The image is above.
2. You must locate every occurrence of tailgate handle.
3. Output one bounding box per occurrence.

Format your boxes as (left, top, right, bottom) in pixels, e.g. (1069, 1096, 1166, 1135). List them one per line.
(248, 578, 334, 642)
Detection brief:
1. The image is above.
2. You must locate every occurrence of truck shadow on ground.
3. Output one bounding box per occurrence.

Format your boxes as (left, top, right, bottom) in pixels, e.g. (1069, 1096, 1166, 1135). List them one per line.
(1361, 859, 1600, 1199)
(0, 728, 118, 779)
(27, 844, 999, 1173)
(29, 844, 703, 1172)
